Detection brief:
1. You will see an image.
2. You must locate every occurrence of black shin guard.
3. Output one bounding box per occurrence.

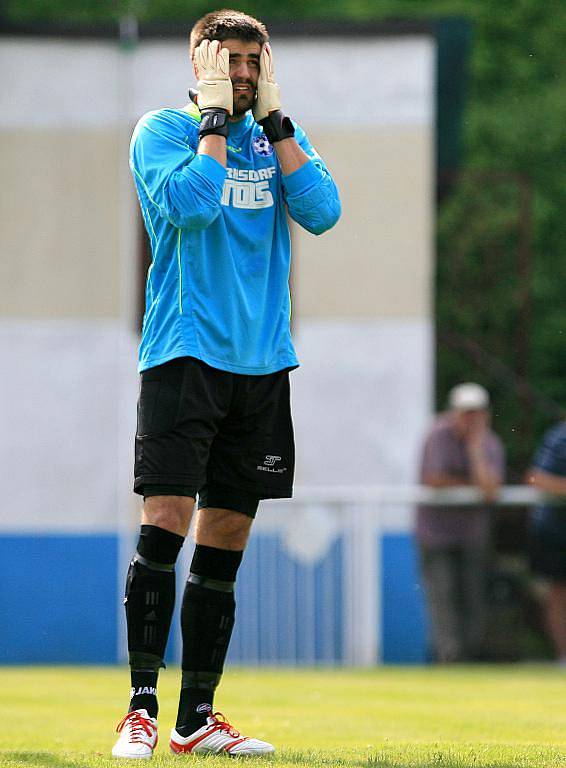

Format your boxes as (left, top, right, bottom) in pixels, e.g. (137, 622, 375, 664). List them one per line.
(125, 525, 184, 717)
(125, 558, 176, 667)
(176, 545, 243, 734)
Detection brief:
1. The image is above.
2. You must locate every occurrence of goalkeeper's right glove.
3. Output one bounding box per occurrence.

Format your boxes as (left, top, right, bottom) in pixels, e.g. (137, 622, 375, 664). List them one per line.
(190, 39, 232, 139)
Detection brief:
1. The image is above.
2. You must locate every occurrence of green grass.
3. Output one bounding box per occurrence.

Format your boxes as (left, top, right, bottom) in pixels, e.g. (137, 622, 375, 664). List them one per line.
(2, 666, 565, 768)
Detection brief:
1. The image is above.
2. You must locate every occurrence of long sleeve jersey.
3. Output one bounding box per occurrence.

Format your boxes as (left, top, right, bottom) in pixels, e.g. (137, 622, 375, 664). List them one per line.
(130, 103, 341, 374)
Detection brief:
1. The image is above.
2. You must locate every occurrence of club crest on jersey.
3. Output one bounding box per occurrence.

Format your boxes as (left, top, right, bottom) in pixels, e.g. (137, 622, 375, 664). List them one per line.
(252, 134, 274, 157)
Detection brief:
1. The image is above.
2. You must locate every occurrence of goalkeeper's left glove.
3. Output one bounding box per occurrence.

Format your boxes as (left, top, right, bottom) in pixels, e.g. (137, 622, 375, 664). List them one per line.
(252, 43, 295, 144)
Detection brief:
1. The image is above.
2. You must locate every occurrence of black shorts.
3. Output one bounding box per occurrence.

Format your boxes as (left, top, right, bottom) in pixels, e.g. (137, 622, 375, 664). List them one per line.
(529, 510, 566, 582)
(134, 356, 295, 516)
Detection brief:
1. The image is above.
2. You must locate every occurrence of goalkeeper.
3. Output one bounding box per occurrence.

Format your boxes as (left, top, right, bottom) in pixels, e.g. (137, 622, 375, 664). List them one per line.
(112, 8, 341, 760)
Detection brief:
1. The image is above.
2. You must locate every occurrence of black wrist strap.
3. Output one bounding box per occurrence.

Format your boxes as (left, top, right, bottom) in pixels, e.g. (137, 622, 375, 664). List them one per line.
(199, 108, 229, 139)
(258, 110, 295, 143)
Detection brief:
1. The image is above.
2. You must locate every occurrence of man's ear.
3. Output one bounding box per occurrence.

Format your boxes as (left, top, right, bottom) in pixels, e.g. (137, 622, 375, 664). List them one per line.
(192, 59, 199, 80)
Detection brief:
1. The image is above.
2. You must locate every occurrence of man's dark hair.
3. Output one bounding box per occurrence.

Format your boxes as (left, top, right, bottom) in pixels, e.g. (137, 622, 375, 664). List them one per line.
(190, 9, 268, 59)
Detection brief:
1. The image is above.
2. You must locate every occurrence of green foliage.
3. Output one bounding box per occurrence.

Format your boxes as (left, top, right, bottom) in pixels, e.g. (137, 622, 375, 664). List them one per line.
(436, 15, 566, 472)
(4, 0, 123, 24)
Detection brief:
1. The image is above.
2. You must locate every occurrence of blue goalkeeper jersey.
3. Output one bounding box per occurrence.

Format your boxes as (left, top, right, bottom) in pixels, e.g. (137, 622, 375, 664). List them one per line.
(130, 104, 341, 374)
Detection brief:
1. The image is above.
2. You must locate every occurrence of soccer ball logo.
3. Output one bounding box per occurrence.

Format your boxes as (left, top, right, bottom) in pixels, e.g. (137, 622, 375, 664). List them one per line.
(253, 134, 274, 157)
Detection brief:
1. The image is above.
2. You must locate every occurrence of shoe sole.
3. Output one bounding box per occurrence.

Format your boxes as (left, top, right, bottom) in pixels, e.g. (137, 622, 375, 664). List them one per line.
(170, 744, 274, 758)
(111, 750, 154, 759)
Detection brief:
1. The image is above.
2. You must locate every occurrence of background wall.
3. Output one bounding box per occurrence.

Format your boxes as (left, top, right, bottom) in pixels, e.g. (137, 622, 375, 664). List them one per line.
(0, 30, 434, 663)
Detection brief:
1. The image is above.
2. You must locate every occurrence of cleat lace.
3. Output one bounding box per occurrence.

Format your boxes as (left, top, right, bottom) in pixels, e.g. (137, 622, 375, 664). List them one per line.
(207, 712, 243, 739)
(116, 710, 155, 743)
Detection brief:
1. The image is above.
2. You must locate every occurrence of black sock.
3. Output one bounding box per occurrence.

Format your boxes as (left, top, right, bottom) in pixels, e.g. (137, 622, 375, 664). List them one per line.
(125, 524, 185, 719)
(175, 545, 243, 735)
(176, 686, 214, 735)
(129, 669, 159, 718)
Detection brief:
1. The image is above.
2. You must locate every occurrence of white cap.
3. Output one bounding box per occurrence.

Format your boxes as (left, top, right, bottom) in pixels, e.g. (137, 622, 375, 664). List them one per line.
(448, 382, 490, 411)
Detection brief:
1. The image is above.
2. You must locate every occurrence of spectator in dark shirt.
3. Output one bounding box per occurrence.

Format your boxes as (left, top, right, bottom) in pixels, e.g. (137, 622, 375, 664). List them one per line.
(416, 383, 505, 662)
(528, 420, 566, 665)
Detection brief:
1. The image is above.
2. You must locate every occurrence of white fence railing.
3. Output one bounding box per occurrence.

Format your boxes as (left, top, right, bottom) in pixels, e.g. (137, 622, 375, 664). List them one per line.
(250, 486, 554, 665)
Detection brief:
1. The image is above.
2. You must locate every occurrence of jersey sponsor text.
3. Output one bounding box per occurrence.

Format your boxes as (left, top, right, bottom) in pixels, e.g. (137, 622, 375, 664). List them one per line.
(221, 166, 276, 210)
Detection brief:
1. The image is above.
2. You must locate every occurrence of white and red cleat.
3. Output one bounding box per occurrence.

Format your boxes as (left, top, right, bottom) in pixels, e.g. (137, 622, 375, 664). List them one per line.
(112, 709, 158, 759)
(169, 711, 275, 757)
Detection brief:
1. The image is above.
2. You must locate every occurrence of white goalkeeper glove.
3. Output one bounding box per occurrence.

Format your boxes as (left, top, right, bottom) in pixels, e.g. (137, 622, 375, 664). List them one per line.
(252, 43, 295, 143)
(252, 43, 281, 122)
(192, 39, 233, 115)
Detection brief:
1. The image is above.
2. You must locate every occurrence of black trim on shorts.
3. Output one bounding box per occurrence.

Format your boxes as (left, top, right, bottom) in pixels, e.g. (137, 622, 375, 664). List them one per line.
(141, 482, 260, 519)
(142, 484, 199, 499)
(197, 484, 260, 519)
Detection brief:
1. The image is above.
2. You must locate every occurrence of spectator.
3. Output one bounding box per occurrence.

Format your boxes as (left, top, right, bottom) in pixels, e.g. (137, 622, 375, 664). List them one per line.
(416, 383, 505, 662)
(527, 420, 566, 665)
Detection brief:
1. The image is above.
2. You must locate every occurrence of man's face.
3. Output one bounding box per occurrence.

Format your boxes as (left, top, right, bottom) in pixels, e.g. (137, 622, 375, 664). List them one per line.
(453, 409, 489, 438)
(221, 38, 261, 116)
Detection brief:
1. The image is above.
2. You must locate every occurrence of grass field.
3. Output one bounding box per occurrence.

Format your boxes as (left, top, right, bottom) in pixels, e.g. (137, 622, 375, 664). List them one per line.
(2, 665, 565, 768)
